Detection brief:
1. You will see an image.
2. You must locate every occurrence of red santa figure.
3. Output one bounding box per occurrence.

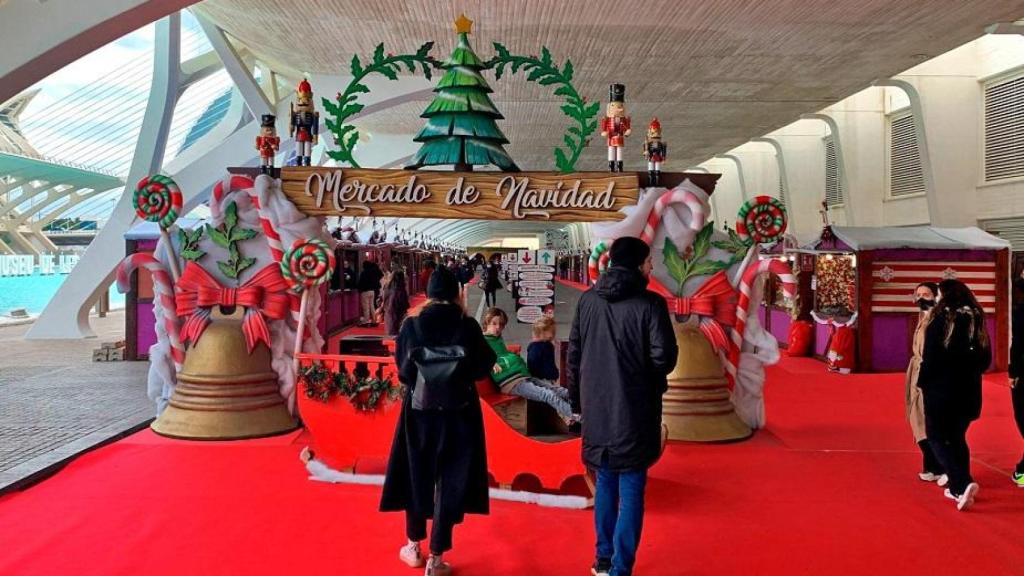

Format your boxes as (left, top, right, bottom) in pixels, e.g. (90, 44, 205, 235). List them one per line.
(290, 78, 319, 166)
(600, 83, 631, 172)
(255, 114, 279, 175)
(643, 117, 667, 186)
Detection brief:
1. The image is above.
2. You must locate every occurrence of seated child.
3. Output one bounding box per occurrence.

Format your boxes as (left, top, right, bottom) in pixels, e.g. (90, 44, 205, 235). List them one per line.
(481, 307, 577, 424)
(527, 315, 559, 383)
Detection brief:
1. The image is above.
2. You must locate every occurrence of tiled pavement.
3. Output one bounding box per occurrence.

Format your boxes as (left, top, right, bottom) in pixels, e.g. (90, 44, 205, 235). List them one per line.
(0, 311, 152, 492)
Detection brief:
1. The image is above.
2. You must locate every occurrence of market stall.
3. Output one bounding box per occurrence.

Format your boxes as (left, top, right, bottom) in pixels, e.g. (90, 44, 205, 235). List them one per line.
(793, 226, 1010, 372)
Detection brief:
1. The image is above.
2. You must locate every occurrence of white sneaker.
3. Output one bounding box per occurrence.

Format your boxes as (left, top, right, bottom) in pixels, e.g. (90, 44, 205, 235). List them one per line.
(400, 542, 424, 568)
(918, 472, 941, 482)
(957, 482, 979, 511)
(943, 488, 959, 502)
(937, 474, 949, 487)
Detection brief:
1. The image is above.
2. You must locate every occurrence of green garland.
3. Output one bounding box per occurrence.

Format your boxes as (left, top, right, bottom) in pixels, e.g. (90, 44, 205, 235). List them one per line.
(300, 362, 403, 412)
(485, 44, 599, 173)
(322, 43, 441, 168)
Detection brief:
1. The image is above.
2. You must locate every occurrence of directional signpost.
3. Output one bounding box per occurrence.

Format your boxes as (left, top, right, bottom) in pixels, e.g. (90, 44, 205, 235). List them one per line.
(515, 249, 556, 323)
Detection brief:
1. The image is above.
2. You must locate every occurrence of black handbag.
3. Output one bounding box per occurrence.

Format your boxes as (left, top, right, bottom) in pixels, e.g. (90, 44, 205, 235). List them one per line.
(409, 320, 471, 411)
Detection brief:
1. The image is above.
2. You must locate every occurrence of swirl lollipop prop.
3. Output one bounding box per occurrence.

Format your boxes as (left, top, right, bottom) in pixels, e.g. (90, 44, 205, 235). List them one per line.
(281, 238, 335, 378)
(134, 174, 184, 281)
(736, 195, 788, 245)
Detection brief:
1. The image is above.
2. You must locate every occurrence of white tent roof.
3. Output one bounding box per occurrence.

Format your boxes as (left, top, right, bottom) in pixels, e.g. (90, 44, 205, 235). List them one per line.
(818, 226, 1010, 251)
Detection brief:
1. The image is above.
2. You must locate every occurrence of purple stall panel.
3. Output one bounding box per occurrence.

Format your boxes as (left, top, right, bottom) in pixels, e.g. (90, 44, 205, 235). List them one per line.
(871, 314, 911, 372)
(137, 302, 157, 355)
(770, 309, 792, 346)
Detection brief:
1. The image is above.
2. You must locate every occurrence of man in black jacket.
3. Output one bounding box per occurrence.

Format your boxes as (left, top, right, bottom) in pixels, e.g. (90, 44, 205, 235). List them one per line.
(567, 236, 678, 576)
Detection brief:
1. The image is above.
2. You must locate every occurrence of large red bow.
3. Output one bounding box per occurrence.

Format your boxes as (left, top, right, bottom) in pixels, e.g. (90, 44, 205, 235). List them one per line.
(650, 270, 738, 353)
(175, 262, 291, 352)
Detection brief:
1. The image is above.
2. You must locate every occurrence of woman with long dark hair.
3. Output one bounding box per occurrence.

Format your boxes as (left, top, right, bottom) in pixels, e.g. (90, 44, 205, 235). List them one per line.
(379, 269, 410, 337)
(381, 268, 496, 575)
(917, 278, 991, 511)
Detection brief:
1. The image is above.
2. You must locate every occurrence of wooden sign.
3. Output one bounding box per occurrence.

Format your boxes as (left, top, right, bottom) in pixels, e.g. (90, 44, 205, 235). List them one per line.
(279, 167, 638, 222)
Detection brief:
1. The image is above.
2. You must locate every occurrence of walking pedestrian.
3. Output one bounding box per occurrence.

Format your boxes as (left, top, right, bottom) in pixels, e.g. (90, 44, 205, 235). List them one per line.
(567, 236, 678, 576)
(918, 278, 991, 511)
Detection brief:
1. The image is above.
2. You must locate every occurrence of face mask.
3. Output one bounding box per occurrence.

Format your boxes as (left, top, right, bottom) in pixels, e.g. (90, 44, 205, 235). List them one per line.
(916, 298, 935, 310)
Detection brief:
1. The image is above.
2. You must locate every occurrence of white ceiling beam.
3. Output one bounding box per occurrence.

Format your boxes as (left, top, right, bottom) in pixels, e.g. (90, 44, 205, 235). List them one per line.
(194, 11, 272, 119)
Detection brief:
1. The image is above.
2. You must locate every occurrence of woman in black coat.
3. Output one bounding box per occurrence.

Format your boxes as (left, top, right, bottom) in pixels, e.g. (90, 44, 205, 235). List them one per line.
(917, 278, 990, 511)
(380, 267, 496, 575)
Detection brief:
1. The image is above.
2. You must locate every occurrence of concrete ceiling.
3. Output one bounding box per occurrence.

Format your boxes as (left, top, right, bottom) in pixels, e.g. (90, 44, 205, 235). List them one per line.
(194, 0, 1024, 244)
(196, 0, 1024, 172)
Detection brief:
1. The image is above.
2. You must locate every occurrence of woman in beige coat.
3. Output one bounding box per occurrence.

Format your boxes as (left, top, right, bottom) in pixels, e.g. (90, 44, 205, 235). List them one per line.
(906, 281, 946, 484)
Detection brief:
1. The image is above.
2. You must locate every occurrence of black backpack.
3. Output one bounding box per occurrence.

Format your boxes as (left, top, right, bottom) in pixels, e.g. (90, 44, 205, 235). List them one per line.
(408, 319, 472, 411)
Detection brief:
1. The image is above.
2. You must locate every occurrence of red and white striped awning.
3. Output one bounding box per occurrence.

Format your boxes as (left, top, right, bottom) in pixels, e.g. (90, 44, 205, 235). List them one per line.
(870, 261, 997, 313)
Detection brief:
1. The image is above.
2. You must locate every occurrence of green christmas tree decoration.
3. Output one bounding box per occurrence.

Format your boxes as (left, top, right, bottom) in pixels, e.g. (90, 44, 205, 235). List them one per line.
(407, 14, 519, 172)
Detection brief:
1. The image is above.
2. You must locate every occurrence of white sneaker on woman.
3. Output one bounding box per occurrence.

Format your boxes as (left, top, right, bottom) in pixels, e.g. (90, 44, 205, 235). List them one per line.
(957, 483, 979, 511)
(400, 542, 424, 568)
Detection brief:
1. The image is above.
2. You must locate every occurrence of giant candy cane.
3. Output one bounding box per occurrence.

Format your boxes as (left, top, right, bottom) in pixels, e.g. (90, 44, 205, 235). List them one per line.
(726, 258, 797, 379)
(116, 253, 185, 370)
(590, 184, 709, 282)
(639, 187, 707, 244)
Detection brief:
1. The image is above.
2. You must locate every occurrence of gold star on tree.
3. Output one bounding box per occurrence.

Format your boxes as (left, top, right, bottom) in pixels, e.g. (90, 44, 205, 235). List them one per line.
(454, 13, 473, 34)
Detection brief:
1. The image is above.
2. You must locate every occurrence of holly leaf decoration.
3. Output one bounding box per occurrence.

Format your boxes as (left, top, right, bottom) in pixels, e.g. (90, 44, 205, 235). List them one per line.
(663, 237, 688, 288)
(206, 201, 258, 280)
(663, 223, 734, 295)
(178, 227, 206, 262)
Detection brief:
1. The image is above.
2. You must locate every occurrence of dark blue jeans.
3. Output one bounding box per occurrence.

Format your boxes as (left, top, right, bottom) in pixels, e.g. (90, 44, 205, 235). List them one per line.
(595, 466, 648, 576)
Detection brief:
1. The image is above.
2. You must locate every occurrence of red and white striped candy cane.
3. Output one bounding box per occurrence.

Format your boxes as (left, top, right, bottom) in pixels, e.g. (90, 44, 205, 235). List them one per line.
(726, 258, 797, 379)
(244, 182, 302, 327)
(116, 253, 185, 369)
(210, 174, 254, 221)
(640, 187, 707, 244)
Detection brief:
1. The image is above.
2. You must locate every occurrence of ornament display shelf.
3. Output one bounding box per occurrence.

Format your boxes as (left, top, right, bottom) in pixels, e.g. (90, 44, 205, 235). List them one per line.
(295, 351, 589, 495)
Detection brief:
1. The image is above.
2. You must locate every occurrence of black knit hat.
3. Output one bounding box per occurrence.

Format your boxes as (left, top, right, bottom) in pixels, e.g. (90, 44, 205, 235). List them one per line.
(427, 267, 460, 301)
(609, 236, 650, 270)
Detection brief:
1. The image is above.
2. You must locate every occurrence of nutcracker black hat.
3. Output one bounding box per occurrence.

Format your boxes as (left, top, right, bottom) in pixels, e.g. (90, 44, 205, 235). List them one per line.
(609, 83, 626, 103)
(261, 114, 276, 127)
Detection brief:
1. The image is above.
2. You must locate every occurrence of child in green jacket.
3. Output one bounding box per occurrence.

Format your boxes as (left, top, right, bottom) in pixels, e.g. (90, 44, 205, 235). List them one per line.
(481, 307, 576, 423)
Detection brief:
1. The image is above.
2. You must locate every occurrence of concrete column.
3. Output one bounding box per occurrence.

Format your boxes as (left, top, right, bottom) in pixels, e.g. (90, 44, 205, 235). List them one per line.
(29, 14, 182, 339)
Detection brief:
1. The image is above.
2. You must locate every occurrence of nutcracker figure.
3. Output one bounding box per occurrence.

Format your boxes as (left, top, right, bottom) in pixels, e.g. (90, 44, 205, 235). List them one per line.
(643, 117, 667, 186)
(290, 78, 319, 166)
(255, 114, 280, 175)
(599, 83, 631, 172)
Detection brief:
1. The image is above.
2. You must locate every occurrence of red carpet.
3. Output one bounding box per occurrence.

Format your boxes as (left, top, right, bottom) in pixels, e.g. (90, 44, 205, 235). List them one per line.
(2, 357, 1023, 575)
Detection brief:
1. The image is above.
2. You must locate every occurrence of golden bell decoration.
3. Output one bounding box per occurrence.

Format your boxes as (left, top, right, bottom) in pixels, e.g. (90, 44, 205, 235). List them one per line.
(152, 312, 297, 440)
(663, 320, 751, 442)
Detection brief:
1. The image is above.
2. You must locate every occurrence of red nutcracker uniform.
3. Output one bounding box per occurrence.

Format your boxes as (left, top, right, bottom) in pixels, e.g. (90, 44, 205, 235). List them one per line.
(601, 84, 631, 172)
(255, 114, 279, 175)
